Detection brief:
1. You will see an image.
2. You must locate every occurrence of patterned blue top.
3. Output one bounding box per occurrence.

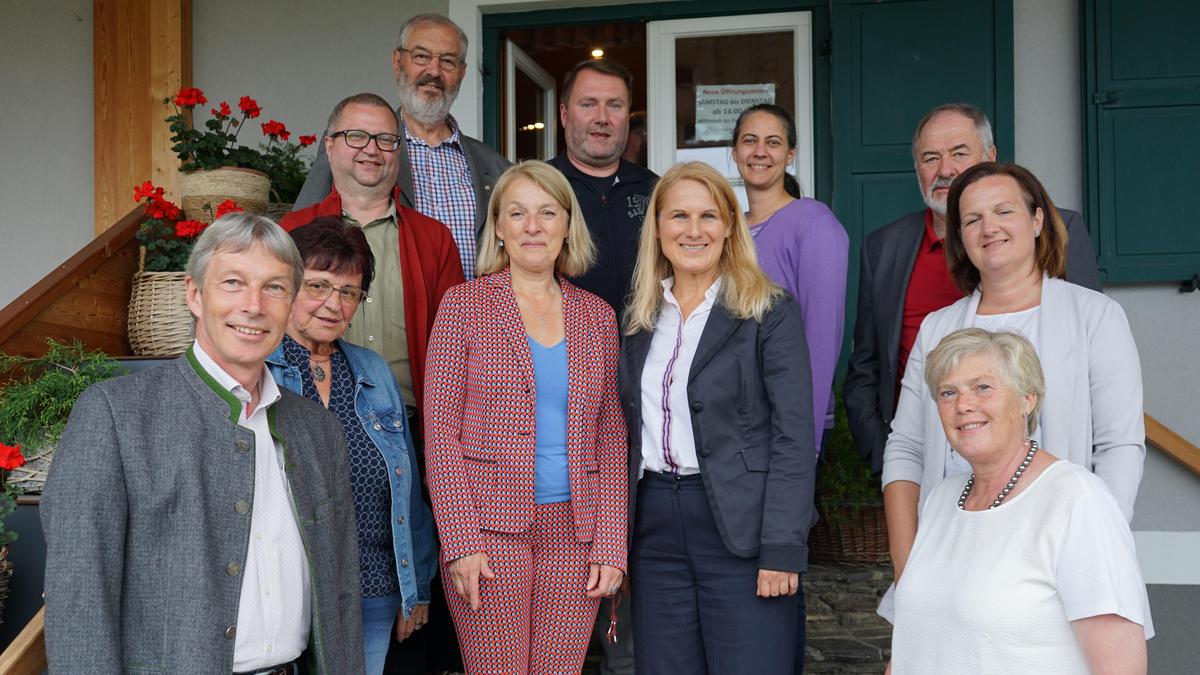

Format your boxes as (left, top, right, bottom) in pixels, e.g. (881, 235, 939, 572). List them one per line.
(404, 113, 477, 279)
(528, 336, 571, 503)
(282, 335, 398, 596)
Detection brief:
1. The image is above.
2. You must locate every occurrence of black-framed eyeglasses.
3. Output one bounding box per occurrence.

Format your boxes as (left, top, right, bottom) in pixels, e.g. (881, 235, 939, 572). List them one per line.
(329, 129, 402, 152)
(397, 47, 462, 70)
(301, 279, 367, 306)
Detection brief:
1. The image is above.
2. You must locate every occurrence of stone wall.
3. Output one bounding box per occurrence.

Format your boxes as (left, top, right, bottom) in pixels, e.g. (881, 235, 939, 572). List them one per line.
(805, 563, 893, 674)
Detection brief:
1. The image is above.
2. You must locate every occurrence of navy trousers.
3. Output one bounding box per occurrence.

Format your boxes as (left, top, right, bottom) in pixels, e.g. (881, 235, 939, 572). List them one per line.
(631, 471, 800, 674)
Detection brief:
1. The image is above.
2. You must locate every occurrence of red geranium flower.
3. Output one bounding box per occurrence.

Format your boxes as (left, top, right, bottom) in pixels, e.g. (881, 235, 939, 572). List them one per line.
(175, 220, 206, 238)
(214, 199, 243, 219)
(0, 443, 25, 471)
(261, 120, 289, 141)
(146, 195, 181, 222)
(133, 180, 164, 202)
(299, 134, 317, 147)
(238, 95, 262, 119)
(173, 87, 207, 108)
(210, 101, 232, 118)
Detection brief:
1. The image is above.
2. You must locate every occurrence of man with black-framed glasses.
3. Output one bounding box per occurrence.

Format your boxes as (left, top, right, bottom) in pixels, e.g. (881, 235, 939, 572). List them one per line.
(295, 13, 510, 282)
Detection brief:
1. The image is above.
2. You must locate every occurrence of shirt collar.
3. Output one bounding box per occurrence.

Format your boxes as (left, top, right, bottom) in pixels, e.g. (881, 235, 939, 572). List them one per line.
(660, 275, 723, 310)
(342, 200, 397, 229)
(190, 340, 281, 417)
(922, 208, 945, 252)
(401, 112, 462, 149)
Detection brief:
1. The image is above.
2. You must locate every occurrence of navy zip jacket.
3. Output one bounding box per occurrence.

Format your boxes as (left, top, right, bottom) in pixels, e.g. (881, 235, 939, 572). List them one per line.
(548, 154, 658, 316)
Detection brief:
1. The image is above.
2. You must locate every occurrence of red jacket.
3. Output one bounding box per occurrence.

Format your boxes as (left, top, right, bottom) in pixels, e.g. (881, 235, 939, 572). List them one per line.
(280, 186, 465, 408)
(423, 268, 628, 569)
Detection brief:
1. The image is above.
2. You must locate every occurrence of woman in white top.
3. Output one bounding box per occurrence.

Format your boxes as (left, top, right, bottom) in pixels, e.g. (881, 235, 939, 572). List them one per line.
(887, 328, 1151, 674)
(882, 162, 1144, 578)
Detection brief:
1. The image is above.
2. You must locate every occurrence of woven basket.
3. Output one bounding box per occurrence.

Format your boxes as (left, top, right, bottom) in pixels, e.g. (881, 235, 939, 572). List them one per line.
(809, 500, 891, 564)
(127, 248, 194, 356)
(8, 443, 52, 494)
(180, 167, 271, 222)
(265, 202, 294, 222)
(0, 545, 11, 626)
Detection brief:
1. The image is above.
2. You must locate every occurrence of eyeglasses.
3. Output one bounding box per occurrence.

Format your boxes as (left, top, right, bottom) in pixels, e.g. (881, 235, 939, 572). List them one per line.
(398, 47, 462, 71)
(301, 280, 367, 306)
(329, 129, 402, 152)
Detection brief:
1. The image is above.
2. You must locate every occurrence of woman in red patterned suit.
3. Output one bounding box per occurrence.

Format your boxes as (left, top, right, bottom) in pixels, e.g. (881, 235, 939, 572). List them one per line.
(423, 160, 627, 674)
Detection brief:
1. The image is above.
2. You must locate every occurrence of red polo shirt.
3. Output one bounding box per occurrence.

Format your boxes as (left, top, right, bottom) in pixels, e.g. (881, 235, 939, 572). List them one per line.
(897, 210, 965, 385)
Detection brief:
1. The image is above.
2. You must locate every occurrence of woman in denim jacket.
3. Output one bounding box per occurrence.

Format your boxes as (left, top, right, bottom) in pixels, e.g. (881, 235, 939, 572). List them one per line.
(266, 216, 437, 674)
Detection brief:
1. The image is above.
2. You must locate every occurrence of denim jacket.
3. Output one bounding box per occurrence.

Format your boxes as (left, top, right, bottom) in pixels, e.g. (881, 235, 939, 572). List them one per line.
(267, 339, 437, 617)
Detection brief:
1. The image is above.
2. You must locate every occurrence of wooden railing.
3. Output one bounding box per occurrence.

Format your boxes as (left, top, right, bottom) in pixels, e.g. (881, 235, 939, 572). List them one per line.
(0, 206, 144, 361)
(0, 608, 45, 675)
(1146, 413, 1200, 477)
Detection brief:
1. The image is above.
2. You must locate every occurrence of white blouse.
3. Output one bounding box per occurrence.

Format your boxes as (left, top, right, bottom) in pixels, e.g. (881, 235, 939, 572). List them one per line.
(639, 277, 721, 475)
(888, 461, 1153, 674)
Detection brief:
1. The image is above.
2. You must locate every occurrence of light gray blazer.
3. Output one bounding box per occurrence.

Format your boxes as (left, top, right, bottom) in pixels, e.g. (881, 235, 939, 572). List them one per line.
(295, 109, 511, 241)
(41, 352, 365, 674)
(881, 276, 1144, 520)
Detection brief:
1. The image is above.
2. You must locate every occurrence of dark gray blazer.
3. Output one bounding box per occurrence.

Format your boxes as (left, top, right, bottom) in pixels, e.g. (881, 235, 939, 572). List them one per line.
(843, 207, 1102, 473)
(42, 353, 365, 674)
(619, 295, 817, 572)
(295, 109, 512, 241)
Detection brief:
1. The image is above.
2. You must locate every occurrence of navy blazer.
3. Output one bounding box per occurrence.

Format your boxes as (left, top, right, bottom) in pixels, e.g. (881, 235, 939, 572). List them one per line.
(619, 294, 817, 572)
(843, 207, 1102, 474)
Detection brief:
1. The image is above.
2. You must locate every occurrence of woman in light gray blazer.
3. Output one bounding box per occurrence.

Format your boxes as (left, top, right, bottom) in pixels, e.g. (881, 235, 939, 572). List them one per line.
(882, 162, 1144, 580)
(619, 162, 816, 674)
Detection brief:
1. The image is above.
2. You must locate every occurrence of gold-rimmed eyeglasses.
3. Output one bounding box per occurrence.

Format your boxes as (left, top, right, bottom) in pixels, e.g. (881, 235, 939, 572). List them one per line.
(301, 280, 367, 306)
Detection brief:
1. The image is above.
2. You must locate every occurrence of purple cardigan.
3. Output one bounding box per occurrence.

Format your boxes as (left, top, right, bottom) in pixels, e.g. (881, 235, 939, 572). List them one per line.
(750, 198, 849, 453)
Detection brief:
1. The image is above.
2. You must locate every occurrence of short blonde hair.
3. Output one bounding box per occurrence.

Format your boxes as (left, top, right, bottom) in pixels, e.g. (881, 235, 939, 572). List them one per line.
(624, 162, 782, 334)
(924, 328, 1045, 436)
(476, 161, 596, 277)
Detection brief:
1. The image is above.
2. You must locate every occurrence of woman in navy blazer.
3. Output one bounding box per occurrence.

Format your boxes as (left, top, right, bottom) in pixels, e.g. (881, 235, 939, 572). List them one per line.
(619, 162, 817, 674)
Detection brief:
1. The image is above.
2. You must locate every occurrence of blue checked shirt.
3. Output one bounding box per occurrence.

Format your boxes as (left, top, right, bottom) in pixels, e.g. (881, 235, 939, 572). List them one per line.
(403, 114, 478, 278)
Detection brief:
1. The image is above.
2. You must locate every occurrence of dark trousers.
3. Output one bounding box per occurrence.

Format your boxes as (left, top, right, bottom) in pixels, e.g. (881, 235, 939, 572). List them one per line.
(631, 471, 799, 674)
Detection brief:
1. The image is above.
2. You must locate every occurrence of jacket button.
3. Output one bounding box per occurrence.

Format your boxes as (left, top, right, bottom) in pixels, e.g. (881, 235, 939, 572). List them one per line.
(691, 401, 704, 412)
(225, 625, 237, 640)
(699, 446, 712, 457)
(401, 558, 409, 567)
(234, 500, 250, 515)
(226, 562, 241, 576)
(393, 420, 403, 428)
(395, 467, 403, 477)
(373, 422, 383, 431)
(397, 515, 405, 524)
(234, 440, 250, 453)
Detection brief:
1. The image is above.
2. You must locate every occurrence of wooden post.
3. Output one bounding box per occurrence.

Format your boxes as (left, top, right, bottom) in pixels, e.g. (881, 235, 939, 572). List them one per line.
(93, 0, 191, 235)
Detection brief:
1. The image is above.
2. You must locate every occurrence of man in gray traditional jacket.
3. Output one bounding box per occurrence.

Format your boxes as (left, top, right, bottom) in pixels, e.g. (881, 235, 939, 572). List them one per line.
(42, 214, 365, 674)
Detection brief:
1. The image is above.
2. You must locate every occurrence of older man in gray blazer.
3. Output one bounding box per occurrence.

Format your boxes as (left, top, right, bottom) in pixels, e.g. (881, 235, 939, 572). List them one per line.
(844, 103, 1102, 474)
(295, 13, 510, 281)
(42, 215, 365, 674)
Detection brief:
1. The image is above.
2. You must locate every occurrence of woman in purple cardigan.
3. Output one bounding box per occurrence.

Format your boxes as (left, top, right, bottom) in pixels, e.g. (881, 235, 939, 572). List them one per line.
(732, 104, 849, 673)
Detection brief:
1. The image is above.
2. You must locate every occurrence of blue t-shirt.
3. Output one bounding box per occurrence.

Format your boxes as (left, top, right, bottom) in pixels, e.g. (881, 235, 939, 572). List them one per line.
(528, 336, 571, 503)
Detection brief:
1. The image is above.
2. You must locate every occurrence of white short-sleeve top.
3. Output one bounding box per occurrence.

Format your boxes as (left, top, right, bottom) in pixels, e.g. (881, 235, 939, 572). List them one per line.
(890, 460, 1153, 674)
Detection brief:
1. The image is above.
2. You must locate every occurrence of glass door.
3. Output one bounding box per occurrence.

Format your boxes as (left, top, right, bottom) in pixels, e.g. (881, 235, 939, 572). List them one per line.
(646, 12, 813, 209)
(505, 39, 557, 161)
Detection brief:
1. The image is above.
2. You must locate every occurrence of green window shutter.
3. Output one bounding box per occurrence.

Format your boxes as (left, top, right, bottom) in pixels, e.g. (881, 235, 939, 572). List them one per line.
(1083, 0, 1200, 283)
(831, 0, 1014, 370)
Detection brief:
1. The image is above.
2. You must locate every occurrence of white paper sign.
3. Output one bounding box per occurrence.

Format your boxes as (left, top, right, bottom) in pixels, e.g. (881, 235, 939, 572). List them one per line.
(694, 84, 776, 142)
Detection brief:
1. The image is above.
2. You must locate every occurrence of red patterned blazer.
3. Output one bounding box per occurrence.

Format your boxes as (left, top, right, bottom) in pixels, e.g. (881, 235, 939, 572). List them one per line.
(423, 267, 628, 569)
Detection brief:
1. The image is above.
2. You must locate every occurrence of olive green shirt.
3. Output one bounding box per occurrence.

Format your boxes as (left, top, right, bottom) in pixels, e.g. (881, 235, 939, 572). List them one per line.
(341, 203, 414, 407)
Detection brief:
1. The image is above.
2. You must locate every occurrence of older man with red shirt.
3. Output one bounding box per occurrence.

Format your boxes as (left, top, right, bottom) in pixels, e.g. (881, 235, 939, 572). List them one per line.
(843, 103, 1101, 475)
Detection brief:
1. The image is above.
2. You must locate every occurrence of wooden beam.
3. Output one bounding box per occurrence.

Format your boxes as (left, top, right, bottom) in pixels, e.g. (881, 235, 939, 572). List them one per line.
(93, 0, 191, 235)
(0, 606, 46, 675)
(1146, 413, 1200, 477)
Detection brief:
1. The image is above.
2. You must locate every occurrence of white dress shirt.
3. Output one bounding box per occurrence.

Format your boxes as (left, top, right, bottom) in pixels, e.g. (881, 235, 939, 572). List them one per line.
(192, 342, 312, 670)
(639, 277, 721, 475)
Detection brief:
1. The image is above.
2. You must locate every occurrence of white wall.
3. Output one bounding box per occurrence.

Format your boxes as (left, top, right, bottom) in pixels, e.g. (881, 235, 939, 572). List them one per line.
(193, 0, 448, 157)
(0, 0, 94, 308)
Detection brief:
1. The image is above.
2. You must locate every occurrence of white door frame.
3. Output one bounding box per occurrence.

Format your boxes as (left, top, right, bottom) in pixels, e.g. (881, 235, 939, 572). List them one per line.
(505, 39, 557, 161)
(645, 11, 813, 194)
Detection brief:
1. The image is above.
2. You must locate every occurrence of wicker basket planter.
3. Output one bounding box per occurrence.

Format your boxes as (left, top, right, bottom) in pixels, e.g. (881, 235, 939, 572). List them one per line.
(127, 249, 194, 357)
(180, 166, 271, 222)
(0, 545, 11, 626)
(809, 500, 891, 565)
